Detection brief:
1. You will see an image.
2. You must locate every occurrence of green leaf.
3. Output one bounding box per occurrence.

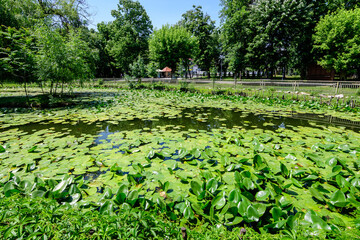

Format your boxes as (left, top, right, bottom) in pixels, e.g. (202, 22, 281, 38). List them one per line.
(234, 171, 241, 184)
(225, 216, 243, 226)
(255, 190, 270, 201)
(52, 180, 68, 194)
(338, 144, 350, 152)
(291, 178, 302, 188)
(183, 206, 194, 219)
(327, 157, 338, 167)
(0, 145, 5, 153)
(329, 190, 348, 207)
(336, 175, 350, 189)
(28, 146, 37, 153)
(190, 181, 203, 196)
(211, 192, 226, 210)
(206, 178, 218, 194)
(253, 203, 266, 217)
(102, 187, 112, 200)
(229, 189, 241, 204)
(253, 154, 265, 170)
(304, 210, 331, 231)
(19, 180, 31, 192)
(279, 196, 292, 208)
(271, 207, 283, 222)
(237, 196, 251, 217)
(110, 163, 122, 172)
(246, 205, 260, 222)
(280, 163, 289, 177)
(4, 182, 19, 197)
(70, 193, 81, 205)
(99, 200, 114, 215)
(309, 187, 325, 202)
(127, 190, 139, 201)
(116, 184, 128, 196)
(31, 190, 45, 198)
(156, 197, 166, 210)
(115, 192, 127, 205)
(243, 178, 255, 190)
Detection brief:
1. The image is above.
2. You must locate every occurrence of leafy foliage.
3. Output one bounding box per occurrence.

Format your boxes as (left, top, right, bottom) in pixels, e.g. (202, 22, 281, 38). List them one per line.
(313, 7, 360, 79)
(35, 25, 94, 94)
(0, 26, 37, 93)
(246, 0, 313, 78)
(178, 5, 219, 76)
(149, 24, 198, 75)
(98, 0, 153, 76)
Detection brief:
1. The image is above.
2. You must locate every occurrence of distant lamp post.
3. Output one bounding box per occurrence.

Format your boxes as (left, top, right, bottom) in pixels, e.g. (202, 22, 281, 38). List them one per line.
(220, 55, 225, 81)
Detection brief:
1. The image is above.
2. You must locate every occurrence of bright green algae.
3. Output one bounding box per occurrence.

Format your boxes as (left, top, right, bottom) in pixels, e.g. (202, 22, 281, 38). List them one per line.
(0, 89, 359, 236)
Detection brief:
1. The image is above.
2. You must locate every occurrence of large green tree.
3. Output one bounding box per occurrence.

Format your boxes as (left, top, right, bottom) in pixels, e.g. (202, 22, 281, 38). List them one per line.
(246, 0, 313, 79)
(295, 0, 360, 79)
(178, 5, 218, 78)
(35, 26, 93, 94)
(313, 7, 360, 80)
(220, 0, 252, 78)
(99, 0, 153, 76)
(149, 25, 198, 76)
(0, 26, 37, 94)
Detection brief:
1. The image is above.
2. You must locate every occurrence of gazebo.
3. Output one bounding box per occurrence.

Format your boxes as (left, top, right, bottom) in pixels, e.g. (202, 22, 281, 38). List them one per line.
(157, 67, 172, 78)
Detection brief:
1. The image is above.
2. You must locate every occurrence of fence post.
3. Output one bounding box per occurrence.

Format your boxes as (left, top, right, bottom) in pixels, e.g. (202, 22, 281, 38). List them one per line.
(234, 76, 237, 90)
(335, 82, 340, 95)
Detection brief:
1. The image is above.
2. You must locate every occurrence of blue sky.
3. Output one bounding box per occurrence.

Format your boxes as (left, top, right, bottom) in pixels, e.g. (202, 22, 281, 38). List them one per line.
(86, 0, 222, 29)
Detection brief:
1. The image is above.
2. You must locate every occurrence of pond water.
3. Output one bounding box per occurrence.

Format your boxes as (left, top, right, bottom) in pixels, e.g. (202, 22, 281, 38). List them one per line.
(12, 107, 360, 141)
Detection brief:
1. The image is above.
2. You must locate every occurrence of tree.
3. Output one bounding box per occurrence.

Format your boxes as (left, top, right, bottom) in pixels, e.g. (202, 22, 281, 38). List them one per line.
(146, 62, 157, 78)
(0, 0, 89, 29)
(0, 26, 37, 96)
(246, 0, 313, 79)
(149, 25, 198, 76)
(100, 0, 153, 76)
(36, 0, 90, 29)
(220, 0, 252, 79)
(178, 5, 218, 78)
(129, 55, 146, 82)
(313, 8, 360, 80)
(35, 26, 93, 94)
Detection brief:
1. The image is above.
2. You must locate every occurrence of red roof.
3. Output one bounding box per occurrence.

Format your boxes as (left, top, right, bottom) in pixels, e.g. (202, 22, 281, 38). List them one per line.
(162, 67, 172, 72)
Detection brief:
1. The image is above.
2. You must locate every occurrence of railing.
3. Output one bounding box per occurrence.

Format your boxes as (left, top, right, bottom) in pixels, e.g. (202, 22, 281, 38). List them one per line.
(97, 78, 360, 101)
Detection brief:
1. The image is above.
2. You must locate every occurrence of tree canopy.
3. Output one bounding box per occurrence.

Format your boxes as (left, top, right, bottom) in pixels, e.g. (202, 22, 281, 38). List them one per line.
(178, 5, 218, 76)
(149, 25, 198, 75)
(99, 0, 153, 76)
(313, 7, 360, 79)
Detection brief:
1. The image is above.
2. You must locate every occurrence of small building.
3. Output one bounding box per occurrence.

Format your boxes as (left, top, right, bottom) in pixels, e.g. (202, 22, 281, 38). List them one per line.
(307, 64, 335, 80)
(157, 67, 172, 78)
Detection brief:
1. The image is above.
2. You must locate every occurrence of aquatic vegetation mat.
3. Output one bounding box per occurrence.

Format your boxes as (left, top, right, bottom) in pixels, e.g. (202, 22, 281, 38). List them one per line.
(0, 89, 359, 237)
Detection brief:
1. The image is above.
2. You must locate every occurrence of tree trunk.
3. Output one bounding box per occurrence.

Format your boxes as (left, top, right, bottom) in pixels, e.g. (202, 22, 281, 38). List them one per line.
(50, 81, 54, 95)
(282, 66, 286, 80)
(24, 81, 29, 100)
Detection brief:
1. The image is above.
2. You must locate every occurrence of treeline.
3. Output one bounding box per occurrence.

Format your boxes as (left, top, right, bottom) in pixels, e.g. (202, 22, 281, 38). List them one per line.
(221, 0, 360, 80)
(1, 0, 360, 95)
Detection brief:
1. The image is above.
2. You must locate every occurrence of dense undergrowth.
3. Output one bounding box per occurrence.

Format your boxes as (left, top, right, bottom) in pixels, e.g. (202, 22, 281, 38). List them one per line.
(1, 194, 358, 240)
